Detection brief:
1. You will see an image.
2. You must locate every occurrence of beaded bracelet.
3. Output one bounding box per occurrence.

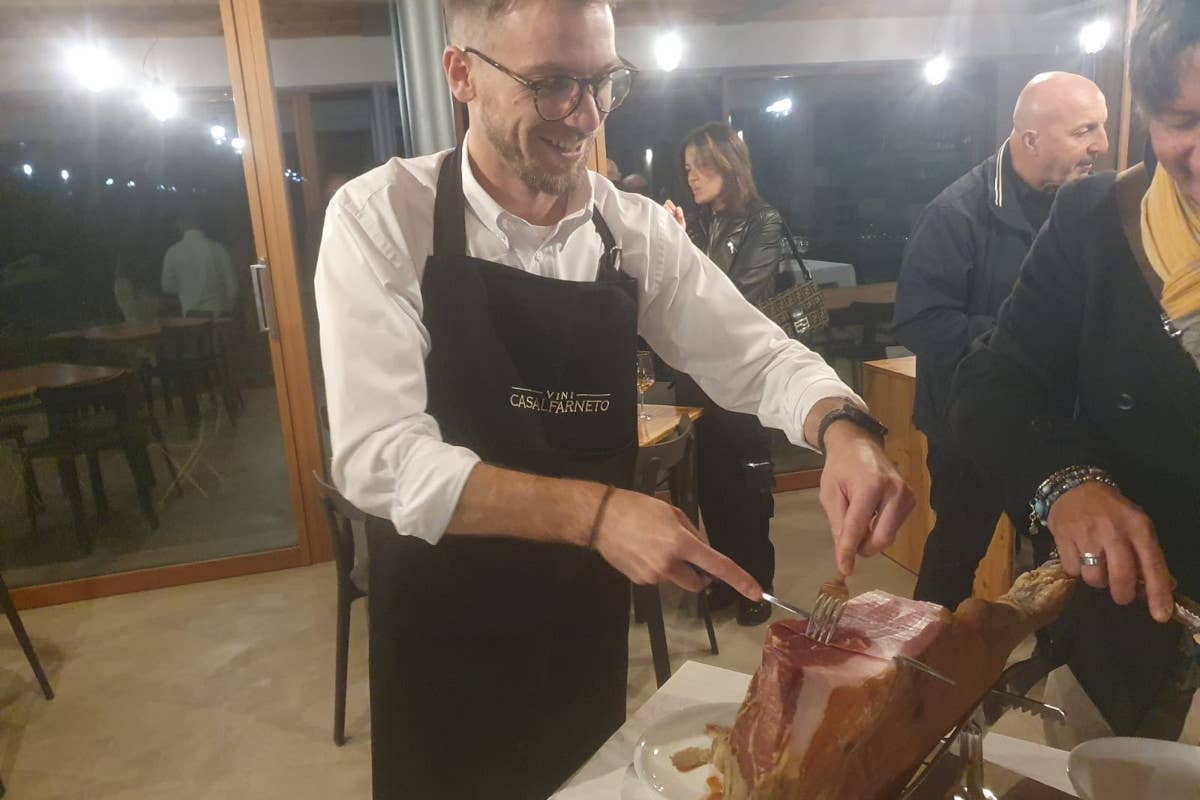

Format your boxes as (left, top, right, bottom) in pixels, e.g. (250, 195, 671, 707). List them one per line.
(1028, 466, 1118, 536)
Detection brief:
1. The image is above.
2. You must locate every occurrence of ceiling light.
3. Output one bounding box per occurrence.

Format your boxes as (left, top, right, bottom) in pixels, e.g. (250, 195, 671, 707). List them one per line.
(210, 124, 227, 142)
(1079, 19, 1112, 55)
(105, 177, 114, 186)
(644, 148, 653, 168)
(654, 31, 683, 72)
(65, 45, 123, 92)
(231, 137, 246, 154)
(60, 169, 70, 182)
(142, 86, 181, 121)
(924, 56, 950, 86)
(21, 163, 33, 177)
(127, 180, 136, 188)
(765, 97, 793, 116)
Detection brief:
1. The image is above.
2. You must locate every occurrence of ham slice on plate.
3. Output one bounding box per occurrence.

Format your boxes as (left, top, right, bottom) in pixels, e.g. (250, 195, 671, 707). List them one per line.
(713, 565, 1076, 800)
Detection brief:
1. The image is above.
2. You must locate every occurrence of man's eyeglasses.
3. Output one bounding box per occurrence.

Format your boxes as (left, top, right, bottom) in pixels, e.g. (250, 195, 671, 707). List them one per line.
(463, 47, 638, 122)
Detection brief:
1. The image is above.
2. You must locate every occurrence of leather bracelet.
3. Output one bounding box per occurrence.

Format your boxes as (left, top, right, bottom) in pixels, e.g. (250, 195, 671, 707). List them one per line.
(587, 485, 616, 549)
(1028, 466, 1118, 536)
(815, 402, 887, 454)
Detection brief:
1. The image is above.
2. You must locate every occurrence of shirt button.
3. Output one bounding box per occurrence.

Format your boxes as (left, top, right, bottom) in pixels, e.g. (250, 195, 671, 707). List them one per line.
(1117, 393, 1135, 411)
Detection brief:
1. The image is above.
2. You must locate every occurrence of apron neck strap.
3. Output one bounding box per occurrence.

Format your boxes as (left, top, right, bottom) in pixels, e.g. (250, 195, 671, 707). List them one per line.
(432, 142, 623, 277)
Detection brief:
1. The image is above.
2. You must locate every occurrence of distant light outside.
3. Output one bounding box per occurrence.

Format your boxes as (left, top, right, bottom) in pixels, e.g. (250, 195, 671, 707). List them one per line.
(210, 125, 227, 142)
(142, 86, 181, 121)
(126, 180, 136, 188)
(737, 130, 744, 140)
(644, 148, 653, 169)
(1079, 19, 1112, 54)
(924, 56, 950, 86)
(654, 31, 683, 72)
(60, 169, 70, 182)
(231, 137, 246, 154)
(21, 163, 32, 177)
(765, 97, 793, 116)
(65, 45, 122, 92)
(105, 178, 114, 186)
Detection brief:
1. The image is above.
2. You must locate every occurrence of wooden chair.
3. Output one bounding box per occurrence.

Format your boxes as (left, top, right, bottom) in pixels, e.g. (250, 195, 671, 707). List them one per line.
(632, 416, 719, 688)
(312, 471, 367, 747)
(21, 372, 165, 552)
(0, 418, 41, 530)
(184, 312, 244, 415)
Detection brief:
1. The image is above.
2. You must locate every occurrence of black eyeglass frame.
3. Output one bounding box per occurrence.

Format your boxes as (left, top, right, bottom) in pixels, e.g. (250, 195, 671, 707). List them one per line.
(462, 47, 639, 121)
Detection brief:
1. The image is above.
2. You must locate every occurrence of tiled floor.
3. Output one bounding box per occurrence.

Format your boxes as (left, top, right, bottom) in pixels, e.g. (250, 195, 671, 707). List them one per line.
(0, 489, 1194, 798)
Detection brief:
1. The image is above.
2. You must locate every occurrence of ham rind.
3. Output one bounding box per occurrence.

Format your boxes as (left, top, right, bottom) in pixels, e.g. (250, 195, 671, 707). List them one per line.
(716, 565, 1076, 800)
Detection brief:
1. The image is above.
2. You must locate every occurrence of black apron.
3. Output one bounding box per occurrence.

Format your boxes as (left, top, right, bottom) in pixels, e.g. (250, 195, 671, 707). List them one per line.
(365, 145, 639, 800)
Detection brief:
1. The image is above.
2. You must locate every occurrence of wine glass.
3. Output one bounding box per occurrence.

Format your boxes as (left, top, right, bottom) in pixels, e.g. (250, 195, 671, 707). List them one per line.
(636, 351, 655, 421)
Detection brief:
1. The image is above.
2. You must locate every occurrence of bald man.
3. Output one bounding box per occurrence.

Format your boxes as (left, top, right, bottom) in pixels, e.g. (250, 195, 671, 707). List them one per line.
(893, 72, 1109, 609)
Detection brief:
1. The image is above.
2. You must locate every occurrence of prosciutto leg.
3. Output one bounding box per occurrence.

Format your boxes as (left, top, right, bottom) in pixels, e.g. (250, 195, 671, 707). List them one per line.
(714, 565, 1076, 800)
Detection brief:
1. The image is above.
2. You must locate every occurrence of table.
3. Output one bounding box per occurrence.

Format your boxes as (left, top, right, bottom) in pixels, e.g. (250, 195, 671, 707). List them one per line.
(553, 661, 1078, 799)
(638, 404, 702, 447)
(822, 280, 897, 312)
(0, 363, 129, 402)
(51, 317, 212, 344)
(803, 259, 857, 289)
(862, 357, 1015, 600)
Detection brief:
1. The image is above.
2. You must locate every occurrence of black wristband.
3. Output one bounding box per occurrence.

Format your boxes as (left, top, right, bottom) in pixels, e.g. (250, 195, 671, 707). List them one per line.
(816, 402, 887, 454)
(587, 485, 616, 549)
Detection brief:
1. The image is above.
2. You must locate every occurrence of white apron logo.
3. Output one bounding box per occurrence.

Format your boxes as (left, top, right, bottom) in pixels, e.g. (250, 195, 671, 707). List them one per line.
(509, 387, 612, 414)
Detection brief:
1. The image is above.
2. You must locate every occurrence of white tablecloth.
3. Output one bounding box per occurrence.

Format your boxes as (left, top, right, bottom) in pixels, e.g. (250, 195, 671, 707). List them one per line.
(551, 661, 1078, 799)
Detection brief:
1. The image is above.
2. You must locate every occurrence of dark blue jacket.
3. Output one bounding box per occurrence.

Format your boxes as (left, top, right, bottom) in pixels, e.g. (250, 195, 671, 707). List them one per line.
(893, 143, 1039, 442)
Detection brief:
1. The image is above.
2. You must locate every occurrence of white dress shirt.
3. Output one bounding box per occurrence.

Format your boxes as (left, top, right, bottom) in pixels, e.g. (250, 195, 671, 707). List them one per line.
(161, 229, 238, 316)
(315, 136, 861, 544)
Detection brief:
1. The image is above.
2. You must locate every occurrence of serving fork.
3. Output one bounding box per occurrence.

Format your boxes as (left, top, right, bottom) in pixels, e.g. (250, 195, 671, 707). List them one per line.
(806, 573, 849, 644)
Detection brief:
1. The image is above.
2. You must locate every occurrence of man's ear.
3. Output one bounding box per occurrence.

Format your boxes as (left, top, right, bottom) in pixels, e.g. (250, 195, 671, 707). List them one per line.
(1021, 130, 1039, 156)
(444, 46, 476, 104)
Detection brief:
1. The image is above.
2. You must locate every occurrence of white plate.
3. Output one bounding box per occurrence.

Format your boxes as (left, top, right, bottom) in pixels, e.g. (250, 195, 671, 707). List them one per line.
(633, 702, 739, 799)
(1067, 737, 1200, 800)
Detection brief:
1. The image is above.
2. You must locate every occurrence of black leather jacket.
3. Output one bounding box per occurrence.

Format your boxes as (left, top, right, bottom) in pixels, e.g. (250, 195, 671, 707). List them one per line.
(687, 203, 785, 306)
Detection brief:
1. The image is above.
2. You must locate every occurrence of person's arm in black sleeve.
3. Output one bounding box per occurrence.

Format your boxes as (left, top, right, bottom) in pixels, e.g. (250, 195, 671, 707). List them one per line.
(949, 182, 1099, 502)
(892, 202, 994, 366)
(727, 207, 784, 306)
(950, 178, 1176, 620)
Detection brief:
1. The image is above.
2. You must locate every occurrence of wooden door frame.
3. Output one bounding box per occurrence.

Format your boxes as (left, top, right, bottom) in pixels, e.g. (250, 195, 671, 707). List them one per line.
(12, 0, 328, 609)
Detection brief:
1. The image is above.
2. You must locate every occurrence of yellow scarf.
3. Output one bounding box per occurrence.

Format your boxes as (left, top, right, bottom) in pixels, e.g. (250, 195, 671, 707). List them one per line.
(1141, 166, 1200, 320)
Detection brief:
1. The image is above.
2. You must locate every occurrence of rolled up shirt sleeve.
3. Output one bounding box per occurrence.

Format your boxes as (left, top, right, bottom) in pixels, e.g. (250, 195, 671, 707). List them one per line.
(634, 201, 861, 449)
(315, 196, 480, 543)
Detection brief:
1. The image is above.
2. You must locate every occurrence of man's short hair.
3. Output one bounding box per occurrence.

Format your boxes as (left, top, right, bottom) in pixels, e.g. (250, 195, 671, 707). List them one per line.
(1130, 0, 1200, 118)
(441, 0, 612, 39)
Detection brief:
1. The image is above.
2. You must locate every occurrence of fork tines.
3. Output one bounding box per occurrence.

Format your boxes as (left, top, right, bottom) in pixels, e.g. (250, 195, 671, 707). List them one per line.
(806, 576, 849, 644)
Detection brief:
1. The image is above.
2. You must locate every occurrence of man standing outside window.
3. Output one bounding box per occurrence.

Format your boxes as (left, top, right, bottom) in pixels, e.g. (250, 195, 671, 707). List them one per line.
(893, 72, 1109, 610)
(316, 2, 913, 798)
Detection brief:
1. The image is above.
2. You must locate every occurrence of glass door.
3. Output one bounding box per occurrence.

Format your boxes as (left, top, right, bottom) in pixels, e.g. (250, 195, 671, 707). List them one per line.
(0, 0, 326, 603)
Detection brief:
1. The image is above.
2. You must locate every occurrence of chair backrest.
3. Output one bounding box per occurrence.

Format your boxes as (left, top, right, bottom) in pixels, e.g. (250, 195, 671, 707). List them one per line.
(157, 320, 216, 362)
(312, 470, 367, 596)
(633, 415, 697, 526)
(36, 371, 141, 438)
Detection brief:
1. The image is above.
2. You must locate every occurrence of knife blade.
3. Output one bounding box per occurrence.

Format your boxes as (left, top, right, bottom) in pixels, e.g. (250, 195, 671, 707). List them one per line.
(761, 592, 810, 619)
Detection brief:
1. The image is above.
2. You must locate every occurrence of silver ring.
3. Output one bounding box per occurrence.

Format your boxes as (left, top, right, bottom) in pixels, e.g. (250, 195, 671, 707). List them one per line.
(1080, 552, 1103, 567)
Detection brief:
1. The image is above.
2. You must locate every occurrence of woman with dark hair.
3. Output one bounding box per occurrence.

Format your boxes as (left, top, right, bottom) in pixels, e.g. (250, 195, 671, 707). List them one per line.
(666, 122, 791, 625)
(952, 0, 1200, 743)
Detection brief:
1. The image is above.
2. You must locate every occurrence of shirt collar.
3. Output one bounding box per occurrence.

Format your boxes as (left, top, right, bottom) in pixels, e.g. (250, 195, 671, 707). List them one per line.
(460, 129, 596, 244)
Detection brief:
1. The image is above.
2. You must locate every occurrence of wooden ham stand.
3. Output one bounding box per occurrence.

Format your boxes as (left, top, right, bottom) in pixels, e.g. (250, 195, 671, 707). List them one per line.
(862, 357, 1015, 601)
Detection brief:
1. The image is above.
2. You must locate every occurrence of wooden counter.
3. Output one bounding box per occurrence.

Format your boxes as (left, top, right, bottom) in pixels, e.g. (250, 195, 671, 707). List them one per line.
(863, 357, 1014, 601)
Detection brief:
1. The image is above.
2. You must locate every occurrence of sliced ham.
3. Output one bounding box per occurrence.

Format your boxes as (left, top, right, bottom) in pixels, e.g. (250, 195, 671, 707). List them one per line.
(714, 565, 1076, 800)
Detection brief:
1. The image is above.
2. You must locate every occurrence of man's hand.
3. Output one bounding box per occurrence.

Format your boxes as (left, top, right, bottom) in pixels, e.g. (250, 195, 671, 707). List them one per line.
(1047, 481, 1174, 622)
(664, 199, 686, 229)
(593, 488, 762, 601)
(817, 418, 914, 575)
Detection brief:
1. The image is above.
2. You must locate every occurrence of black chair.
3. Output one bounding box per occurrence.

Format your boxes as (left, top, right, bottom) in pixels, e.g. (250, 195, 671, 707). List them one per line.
(0, 418, 41, 531)
(21, 372, 168, 552)
(312, 471, 367, 747)
(632, 416, 719, 688)
(184, 312, 244, 415)
(0, 570, 53, 701)
(152, 320, 238, 434)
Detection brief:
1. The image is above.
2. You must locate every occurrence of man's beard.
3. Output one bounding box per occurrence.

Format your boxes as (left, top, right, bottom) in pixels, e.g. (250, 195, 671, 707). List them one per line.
(480, 100, 587, 196)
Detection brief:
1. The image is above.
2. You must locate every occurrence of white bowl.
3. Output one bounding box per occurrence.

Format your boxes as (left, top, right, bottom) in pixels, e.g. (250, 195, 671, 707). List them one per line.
(1067, 736, 1200, 800)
